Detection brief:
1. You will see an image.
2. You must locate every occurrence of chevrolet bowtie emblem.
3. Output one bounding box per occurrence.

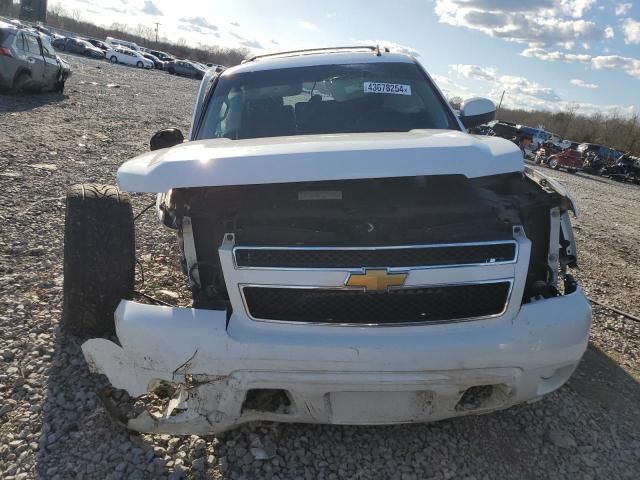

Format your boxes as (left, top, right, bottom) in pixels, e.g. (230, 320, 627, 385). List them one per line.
(346, 269, 408, 292)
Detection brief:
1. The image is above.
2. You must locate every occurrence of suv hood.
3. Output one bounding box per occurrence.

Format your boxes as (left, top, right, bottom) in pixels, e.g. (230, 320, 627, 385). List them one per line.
(117, 130, 523, 192)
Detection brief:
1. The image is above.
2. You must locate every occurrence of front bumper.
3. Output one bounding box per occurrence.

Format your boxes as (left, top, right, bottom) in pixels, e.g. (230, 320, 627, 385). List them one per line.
(82, 287, 591, 434)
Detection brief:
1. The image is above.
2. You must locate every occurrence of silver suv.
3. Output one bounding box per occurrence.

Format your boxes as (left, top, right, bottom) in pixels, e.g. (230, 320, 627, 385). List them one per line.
(0, 21, 71, 93)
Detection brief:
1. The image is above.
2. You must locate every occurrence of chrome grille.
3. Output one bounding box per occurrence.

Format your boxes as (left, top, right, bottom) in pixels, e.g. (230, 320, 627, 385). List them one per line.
(234, 241, 517, 270)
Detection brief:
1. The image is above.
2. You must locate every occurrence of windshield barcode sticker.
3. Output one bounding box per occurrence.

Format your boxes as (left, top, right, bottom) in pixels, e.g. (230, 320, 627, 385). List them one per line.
(363, 82, 412, 95)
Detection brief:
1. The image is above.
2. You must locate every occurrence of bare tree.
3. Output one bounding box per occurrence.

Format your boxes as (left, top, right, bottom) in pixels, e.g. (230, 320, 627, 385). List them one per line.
(135, 24, 155, 44)
(71, 8, 83, 23)
(448, 96, 463, 110)
(559, 102, 579, 138)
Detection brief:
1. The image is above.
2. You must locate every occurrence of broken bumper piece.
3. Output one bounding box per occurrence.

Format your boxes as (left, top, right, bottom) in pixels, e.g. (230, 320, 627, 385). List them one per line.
(82, 289, 591, 434)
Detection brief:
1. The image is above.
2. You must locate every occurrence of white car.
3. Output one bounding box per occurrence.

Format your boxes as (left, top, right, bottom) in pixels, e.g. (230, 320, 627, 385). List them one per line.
(105, 36, 140, 51)
(105, 46, 153, 69)
(64, 47, 591, 435)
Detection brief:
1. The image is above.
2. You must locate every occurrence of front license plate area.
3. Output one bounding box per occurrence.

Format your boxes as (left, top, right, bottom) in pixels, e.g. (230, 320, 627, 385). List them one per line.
(329, 390, 434, 423)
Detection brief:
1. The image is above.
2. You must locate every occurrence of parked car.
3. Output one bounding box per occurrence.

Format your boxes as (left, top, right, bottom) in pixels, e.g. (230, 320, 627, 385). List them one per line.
(57, 37, 104, 58)
(0, 21, 71, 93)
(86, 38, 109, 52)
(166, 59, 206, 79)
(67, 46, 589, 435)
(576, 143, 619, 164)
(518, 126, 549, 150)
(487, 120, 519, 140)
(105, 36, 139, 51)
(141, 52, 164, 70)
(546, 148, 583, 173)
(149, 50, 174, 62)
(105, 46, 153, 68)
(51, 36, 67, 49)
(32, 25, 52, 37)
(601, 154, 640, 183)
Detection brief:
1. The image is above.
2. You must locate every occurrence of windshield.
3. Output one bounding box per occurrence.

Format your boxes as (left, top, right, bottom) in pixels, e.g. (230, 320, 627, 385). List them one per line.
(196, 62, 458, 140)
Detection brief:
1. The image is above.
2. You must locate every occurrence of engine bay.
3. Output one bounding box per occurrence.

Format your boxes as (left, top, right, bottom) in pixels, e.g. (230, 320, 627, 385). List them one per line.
(160, 172, 576, 310)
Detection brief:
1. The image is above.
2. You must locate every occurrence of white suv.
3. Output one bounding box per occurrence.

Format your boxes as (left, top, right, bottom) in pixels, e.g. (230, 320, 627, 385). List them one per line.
(64, 47, 591, 435)
(105, 46, 153, 69)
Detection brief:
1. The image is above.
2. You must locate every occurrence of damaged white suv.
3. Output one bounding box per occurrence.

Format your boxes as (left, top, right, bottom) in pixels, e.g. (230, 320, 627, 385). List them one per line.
(63, 47, 592, 435)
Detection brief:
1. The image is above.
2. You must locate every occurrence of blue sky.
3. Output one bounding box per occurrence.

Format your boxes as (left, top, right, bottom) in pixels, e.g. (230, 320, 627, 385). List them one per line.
(54, 0, 640, 115)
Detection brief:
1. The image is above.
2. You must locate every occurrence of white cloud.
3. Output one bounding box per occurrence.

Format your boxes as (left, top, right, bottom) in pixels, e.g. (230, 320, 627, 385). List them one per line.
(448, 63, 561, 106)
(431, 74, 469, 99)
(522, 47, 640, 79)
(437, 61, 635, 116)
(615, 3, 633, 16)
(297, 20, 321, 32)
(356, 40, 421, 57)
(141, 0, 162, 16)
(623, 18, 640, 44)
(496, 75, 562, 102)
(450, 64, 496, 81)
(571, 78, 599, 88)
(521, 46, 592, 62)
(559, 0, 598, 18)
(434, 0, 609, 48)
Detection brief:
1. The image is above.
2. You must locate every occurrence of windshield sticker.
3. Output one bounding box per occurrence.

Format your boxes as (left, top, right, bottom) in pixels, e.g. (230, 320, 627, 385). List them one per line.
(363, 82, 412, 95)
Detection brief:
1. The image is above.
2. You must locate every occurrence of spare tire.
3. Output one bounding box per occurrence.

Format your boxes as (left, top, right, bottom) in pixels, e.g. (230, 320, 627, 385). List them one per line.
(62, 184, 135, 336)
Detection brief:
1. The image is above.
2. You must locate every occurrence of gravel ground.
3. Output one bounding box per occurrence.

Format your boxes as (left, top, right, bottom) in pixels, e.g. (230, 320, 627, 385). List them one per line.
(1, 53, 639, 480)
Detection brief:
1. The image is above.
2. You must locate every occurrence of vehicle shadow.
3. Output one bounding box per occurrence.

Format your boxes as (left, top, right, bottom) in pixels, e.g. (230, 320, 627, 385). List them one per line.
(0, 92, 67, 113)
(36, 335, 639, 479)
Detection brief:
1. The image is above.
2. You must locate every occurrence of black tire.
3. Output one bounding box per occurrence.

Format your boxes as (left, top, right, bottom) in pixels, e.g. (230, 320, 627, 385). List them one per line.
(11, 72, 31, 93)
(168, 67, 175, 75)
(136, 61, 143, 68)
(549, 158, 559, 169)
(63, 184, 135, 336)
(110, 55, 118, 64)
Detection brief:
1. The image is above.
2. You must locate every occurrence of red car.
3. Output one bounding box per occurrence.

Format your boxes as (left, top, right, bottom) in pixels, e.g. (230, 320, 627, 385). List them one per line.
(547, 148, 583, 173)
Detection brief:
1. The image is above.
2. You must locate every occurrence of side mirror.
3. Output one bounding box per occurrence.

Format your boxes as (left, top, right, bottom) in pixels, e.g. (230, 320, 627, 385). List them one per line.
(459, 97, 496, 129)
(150, 128, 184, 151)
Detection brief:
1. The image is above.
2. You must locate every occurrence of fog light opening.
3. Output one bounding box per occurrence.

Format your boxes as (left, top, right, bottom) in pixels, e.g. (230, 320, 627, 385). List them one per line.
(242, 388, 293, 414)
(455, 385, 496, 412)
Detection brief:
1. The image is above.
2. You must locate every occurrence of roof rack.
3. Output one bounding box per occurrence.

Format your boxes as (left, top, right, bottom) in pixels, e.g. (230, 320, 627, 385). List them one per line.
(243, 45, 388, 63)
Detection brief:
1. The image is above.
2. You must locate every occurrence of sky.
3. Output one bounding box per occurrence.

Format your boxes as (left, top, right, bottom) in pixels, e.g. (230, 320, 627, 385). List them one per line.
(50, 0, 640, 116)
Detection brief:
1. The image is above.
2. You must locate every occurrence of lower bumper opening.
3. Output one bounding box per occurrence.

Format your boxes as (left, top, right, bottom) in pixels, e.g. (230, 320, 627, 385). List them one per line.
(242, 388, 293, 415)
(455, 384, 509, 412)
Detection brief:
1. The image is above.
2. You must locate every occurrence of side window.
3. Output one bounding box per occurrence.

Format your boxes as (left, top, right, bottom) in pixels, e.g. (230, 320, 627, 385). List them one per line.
(41, 41, 56, 59)
(14, 32, 25, 51)
(24, 34, 41, 55)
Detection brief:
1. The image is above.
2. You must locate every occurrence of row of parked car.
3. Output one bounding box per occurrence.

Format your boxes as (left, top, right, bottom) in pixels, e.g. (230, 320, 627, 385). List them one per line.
(51, 34, 212, 79)
(473, 120, 640, 184)
(533, 142, 640, 183)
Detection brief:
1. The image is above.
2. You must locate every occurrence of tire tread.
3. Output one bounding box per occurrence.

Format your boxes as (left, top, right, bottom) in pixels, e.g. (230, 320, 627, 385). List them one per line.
(62, 184, 135, 336)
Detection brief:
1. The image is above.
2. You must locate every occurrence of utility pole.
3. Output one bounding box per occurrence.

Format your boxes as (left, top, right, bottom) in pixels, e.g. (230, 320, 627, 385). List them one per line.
(497, 90, 505, 116)
(153, 22, 161, 44)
